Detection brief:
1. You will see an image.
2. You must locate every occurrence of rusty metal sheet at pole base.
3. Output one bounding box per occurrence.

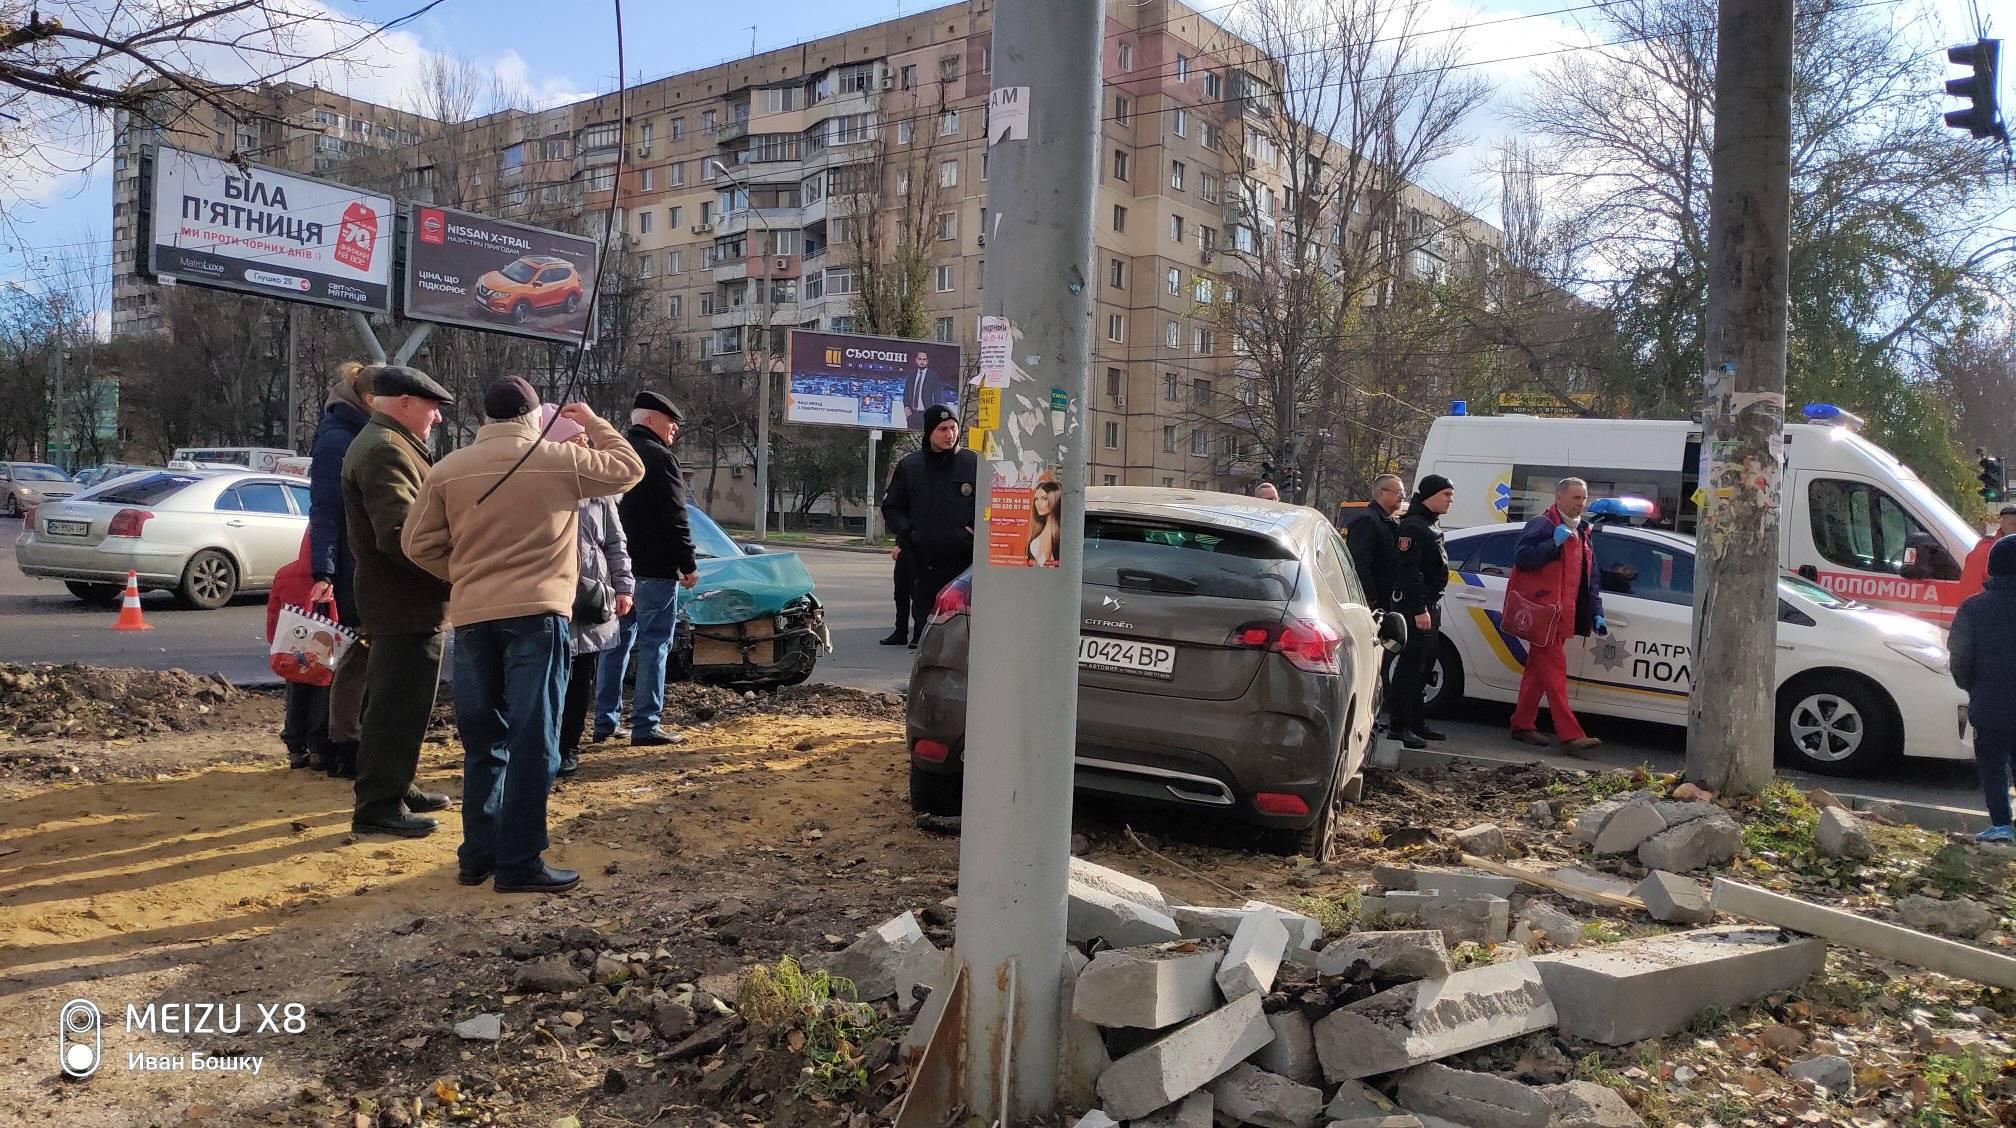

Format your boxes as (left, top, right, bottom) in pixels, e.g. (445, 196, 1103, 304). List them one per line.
(894, 965, 971, 1128)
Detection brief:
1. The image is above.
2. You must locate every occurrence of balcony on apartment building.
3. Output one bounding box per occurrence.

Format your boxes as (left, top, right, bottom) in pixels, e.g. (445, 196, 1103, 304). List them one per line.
(714, 207, 802, 240)
(708, 299, 801, 331)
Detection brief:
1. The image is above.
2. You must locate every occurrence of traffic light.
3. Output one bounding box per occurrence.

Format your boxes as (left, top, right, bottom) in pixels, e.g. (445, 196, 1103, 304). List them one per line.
(1943, 39, 2006, 140)
(1979, 454, 2004, 503)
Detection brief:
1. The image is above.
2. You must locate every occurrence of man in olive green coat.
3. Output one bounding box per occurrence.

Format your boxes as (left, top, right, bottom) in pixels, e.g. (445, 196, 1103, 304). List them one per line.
(342, 365, 456, 837)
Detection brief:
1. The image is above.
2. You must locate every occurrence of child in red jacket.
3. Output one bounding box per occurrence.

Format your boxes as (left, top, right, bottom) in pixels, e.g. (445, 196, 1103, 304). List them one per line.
(268, 532, 336, 771)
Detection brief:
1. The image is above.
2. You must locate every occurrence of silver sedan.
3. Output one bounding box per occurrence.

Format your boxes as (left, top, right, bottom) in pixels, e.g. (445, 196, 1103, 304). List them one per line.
(14, 469, 310, 609)
(1, 462, 79, 517)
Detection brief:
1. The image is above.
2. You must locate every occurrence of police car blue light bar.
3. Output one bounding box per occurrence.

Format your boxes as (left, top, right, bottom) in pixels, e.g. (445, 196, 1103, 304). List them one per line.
(1587, 496, 1660, 524)
(1800, 403, 1865, 430)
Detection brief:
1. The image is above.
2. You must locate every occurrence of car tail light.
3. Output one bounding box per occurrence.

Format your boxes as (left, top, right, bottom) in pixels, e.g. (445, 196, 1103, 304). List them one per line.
(1253, 791, 1310, 816)
(1230, 617, 1343, 674)
(928, 575, 973, 624)
(106, 509, 153, 538)
(912, 738, 951, 763)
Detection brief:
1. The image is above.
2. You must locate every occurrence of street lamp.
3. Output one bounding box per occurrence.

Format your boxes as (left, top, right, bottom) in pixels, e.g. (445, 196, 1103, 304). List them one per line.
(709, 158, 779, 538)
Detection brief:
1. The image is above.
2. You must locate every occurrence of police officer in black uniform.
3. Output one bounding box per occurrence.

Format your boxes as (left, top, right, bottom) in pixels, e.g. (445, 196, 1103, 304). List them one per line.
(881, 404, 978, 648)
(1389, 474, 1454, 750)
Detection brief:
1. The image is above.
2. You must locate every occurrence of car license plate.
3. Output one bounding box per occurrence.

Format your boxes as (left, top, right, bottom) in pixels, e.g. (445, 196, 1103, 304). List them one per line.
(46, 519, 89, 537)
(1079, 635, 1176, 679)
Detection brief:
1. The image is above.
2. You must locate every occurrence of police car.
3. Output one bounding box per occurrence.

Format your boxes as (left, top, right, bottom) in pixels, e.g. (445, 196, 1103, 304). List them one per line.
(1424, 503, 1970, 776)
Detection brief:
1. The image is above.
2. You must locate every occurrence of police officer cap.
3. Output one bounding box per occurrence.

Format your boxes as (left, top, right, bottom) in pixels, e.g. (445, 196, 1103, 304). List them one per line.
(920, 404, 958, 432)
(633, 390, 683, 422)
(370, 364, 454, 404)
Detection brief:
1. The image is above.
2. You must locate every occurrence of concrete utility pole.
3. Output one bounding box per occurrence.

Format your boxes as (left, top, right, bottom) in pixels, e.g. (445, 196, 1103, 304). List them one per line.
(712, 159, 776, 537)
(1687, 0, 1794, 797)
(952, 0, 1102, 1119)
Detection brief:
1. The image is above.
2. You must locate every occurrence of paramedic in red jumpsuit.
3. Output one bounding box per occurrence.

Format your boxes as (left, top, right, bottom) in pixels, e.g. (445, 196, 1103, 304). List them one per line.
(1509, 477, 1606, 752)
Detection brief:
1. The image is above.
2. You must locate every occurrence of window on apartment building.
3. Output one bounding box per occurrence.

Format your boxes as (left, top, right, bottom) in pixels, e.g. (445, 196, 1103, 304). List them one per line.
(1170, 215, 1185, 243)
(935, 317, 956, 343)
(702, 110, 718, 134)
(638, 211, 654, 235)
(1163, 426, 1177, 452)
(640, 167, 655, 192)
(1113, 149, 1130, 180)
(1107, 313, 1125, 342)
(668, 295, 683, 320)
(1114, 95, 1131, 124)
(1112, 205, 1128, 232)
(832, 114, 876, 144)
(936, 264, 956, 292)
(981, 153, 989, 180)
(668, 206, 683, 230)
(703, 159, 718, 181)
(701, 293, 716, 315)
(1105, 421, 1120, 449)
(1173, 109, 1188, 138)
(1162, 476, 1177, 488)
(983, 46, 993, 73)
(1163, 372, 1179, 400)
(898, 120, 914, 145)
(1164, 321, 1180, 348)
(542, 138, 569, 160)
(668, 161, 685, 187)
(698, 336, 713, 359)
(1117, 41, 1134, 71)
(804, 272, 825, 300)
(1103, 474, 1118, 486)
(977, 259, 985, 288)
(313, 110, 337, 126)
(587, 167, 615, 192)
(939, 159, 958, 188)
(637, 253, 655, 277)
(940, 55, 962, 81)
(1166, 267, 1181, 295)
(1205, 71, 1223, 98)
(1109, 258, 1126, 289)
(1190, 429, 1207, 456)
(1176, 55, 1192, 80)
(582, 122, 618, 148)
(900, 64, 918, 89)
(700, 201, 715, 223)
(1201, 225, 1216, 255)
(828, 265, 861, 295)
(832, 316, 856, 332)
(935, 211, 958, 241)
(897, 169, 911, 196)
(670, 117, 685, 140)
(1195, 327, 1215, 354)
(1193, 276, 1213, 303)
(1106, 367, 1123, 398)
(1170, 160, 1186, 191)
(640, 121, 655, 147)
(1192, 378, 1211, 405)
(1199, 172, 1219, 203)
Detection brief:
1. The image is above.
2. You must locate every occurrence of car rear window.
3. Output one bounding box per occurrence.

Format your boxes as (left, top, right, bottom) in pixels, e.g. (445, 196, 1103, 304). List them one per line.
(1084, 515, 1299, 601)
(90, 473, 203, 506)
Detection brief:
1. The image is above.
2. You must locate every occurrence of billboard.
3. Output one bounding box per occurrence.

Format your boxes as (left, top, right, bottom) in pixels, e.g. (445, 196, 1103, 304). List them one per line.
(785, 330, 962, 430)
(147, 145, 394, 312)
(403, 206, 600, 344)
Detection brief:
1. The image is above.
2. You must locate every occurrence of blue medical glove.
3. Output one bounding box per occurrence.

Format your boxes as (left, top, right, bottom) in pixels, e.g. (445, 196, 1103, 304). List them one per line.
(1594, 614, 1608, 636)
(1553, 524, 1572, 546)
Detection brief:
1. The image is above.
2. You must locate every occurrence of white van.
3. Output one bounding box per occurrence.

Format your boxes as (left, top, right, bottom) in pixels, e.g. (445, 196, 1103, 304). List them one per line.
(170, 447, 297, 473)
(1414, 409, 1983, 626)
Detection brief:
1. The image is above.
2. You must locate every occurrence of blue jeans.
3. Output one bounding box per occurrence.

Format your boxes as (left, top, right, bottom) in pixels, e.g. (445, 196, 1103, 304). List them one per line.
(1976, 724, 2015, 828)
(453, 613, 570, 876)
(593, 577, 682, 738)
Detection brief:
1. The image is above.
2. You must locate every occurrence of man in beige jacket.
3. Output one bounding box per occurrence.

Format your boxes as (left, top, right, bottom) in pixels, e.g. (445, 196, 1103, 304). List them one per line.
(404, 377, 644, 894)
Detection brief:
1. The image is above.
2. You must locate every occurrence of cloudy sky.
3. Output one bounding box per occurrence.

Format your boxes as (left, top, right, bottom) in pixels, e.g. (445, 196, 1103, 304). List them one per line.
(0, 0, 1995, 310)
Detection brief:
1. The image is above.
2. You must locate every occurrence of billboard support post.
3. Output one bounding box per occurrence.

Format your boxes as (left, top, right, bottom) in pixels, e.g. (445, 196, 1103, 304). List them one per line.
(285, 307, 298, 451)
(865, 428, 881, 543)
(756, 363, 771, 537)
(393, 323, 434, 366)
(350, 312, 387, 364)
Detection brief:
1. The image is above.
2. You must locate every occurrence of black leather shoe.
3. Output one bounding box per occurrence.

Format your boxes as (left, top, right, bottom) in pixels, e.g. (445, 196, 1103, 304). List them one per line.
(494, 864, 580, 894)
(632, 728, 685, 747)
(879, 631, 909, 646)
(589, 729, 614, 744)
(1401, 732, 1428, 751)
(456, 865, 493, 887)
(1412, 725, 1448, 742)
(404, 791, 452, 813)
(352, 812, 437, 838)
(556, 755, 580, 778)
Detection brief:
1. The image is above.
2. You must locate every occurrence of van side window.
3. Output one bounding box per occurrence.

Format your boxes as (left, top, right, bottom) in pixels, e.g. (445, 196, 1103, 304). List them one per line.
(1808, 479, 1950, 578)
(1458, 531, 1521, 576)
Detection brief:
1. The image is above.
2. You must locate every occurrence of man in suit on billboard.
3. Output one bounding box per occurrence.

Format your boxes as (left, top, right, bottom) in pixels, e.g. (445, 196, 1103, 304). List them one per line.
(901, 350, 950, 429)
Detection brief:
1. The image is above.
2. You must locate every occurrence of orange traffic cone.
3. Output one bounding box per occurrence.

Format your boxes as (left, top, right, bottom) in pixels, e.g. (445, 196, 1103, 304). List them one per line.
(113, 570, 153, 631)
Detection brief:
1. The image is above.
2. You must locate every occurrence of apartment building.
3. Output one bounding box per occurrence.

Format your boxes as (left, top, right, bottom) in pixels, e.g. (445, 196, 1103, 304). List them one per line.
(109, 0, 1499, 497)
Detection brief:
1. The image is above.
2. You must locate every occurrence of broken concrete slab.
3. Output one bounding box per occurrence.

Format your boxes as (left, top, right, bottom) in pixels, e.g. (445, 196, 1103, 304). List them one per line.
(1516, 901, 1583, 948)
(1650, 800, 1720, 828)
(1529, 926, 1826, 1045)
(1313, 959, 1558, 1081)
(1450, 823, 1507, 858)
(1070, 880, 1184, 948)
(827, 912, 945, 1003)
(1315, 930, 1454, 982)
(1326, 1080, 1407, 1121)
(1711, 878, 2016, 989)
(1073, 856, 1171, 910)
(1219, 909, 1290, 1000)
(1372, 864, 1521, 899)
(1256, 1010, 1321, 1085)
(1170, 904, 1249, 939)
(1210, 1063, 1324, 1128)
(1571, 792, 1658, 844)
(1096, 991, 1275, 1119)
(1592, 804, 1668, 855)
(1073, 1111, 1120, 1128)
(1634, 870, 1712, 926)
(1131, 1091, 1213, 1128)
(1244, 900, 1322, 948)
(1395, 1062, 1552, 1128)
(1537, 1081, 1645, 1128)
(1059, 949, 1110, 1109)
(1418, 895, 1510, 947)
(1540, 866, 1640, 907)
(1893, 894, 1997, 940)
(1074, 942, 1223, 1030)
(1815, 807, 1873, 860)
(1636, 813, 1743, 872)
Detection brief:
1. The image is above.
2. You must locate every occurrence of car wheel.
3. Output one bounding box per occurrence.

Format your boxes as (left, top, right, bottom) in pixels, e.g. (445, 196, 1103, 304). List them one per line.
(1296, 761, 1347, 862)
(65, 581, 122, 606)
(1775, 672, 1899, 776)
(2, 494, 17, 518)
(565, 292, 581, 313)
(512, 300, 532, 324)
(1421, 637, 1465, 718)
(177, 550, 238, 610)
(909, 765, 962, 815)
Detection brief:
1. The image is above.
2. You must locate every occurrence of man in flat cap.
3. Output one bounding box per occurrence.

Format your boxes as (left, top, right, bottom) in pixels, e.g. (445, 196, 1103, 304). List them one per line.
(595, 390, 700, 747)
(882, 403, 978, 648)
(404, 377, 643, 893)
(341, 364, 456, 837)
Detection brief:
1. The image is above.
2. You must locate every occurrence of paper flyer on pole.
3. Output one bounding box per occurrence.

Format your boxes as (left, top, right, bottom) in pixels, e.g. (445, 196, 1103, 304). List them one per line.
(987, 465, 1063, 568)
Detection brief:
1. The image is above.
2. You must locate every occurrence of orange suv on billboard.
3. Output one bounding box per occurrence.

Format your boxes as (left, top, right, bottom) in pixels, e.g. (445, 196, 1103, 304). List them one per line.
(473, 255, 584, 324)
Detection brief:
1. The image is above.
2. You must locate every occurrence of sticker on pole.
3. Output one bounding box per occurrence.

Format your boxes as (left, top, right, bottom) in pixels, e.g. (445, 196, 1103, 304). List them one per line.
(977, 316, 1012, 387)
(989, 87, 1031, 144)
(987, 465, 1064, 568)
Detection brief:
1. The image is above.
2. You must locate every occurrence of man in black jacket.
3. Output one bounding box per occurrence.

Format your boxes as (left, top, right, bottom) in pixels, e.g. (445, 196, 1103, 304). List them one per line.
(1950, 535, 2016, 843)
(1344, 474, 1405, 612)
(595, 391, 699, 747)
(882, 404, 978, 648)
(1388, 474, 1454, 750)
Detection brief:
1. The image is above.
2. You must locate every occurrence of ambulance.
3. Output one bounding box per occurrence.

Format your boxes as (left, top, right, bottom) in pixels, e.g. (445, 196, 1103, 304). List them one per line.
(1412, 406, 1983, 626)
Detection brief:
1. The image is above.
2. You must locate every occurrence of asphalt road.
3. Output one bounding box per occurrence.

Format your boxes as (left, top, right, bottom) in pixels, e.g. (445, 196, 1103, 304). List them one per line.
(0, 515, 1984, 812)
